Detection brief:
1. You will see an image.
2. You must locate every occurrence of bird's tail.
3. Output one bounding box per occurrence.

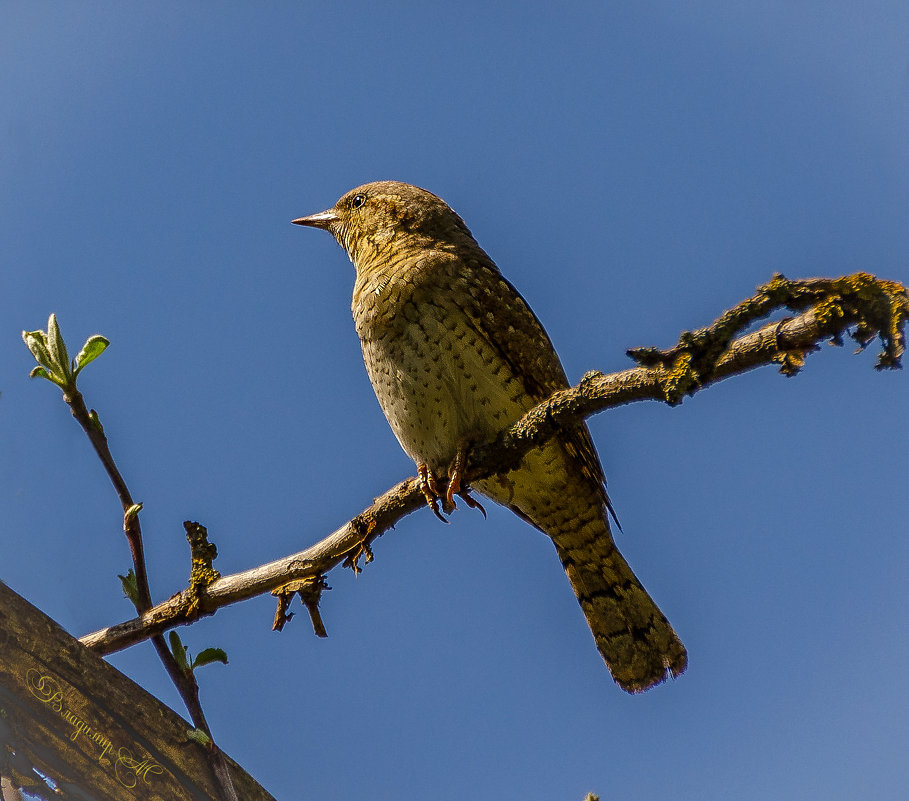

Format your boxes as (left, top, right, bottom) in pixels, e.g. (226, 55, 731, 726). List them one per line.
(552, 531, 687, 693)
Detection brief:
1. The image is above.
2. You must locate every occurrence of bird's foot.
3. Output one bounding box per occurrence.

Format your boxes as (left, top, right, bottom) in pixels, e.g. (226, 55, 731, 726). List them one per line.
(446, 449, 487, 519)
(417, 464, 449, 523)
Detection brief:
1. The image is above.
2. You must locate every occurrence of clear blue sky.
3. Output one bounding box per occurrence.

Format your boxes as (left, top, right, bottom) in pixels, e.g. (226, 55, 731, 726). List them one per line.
(3, 3, 909, 799)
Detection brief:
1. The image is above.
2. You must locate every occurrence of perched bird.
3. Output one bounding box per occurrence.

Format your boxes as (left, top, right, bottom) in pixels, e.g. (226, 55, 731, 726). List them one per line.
(293, 181, 686, 692)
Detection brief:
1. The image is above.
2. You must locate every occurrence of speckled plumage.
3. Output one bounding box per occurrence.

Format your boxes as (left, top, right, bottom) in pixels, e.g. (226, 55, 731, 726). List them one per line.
(293, 181, 686, 692)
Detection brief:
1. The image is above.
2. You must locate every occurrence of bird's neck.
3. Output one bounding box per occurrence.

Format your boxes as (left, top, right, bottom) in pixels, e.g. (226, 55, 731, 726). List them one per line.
(350, 237, 458, 334)
(352, 234, 453, 285)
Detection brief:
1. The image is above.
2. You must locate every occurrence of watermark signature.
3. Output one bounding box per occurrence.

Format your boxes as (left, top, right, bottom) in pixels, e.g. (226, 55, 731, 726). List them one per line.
(25, 668, 164, 788)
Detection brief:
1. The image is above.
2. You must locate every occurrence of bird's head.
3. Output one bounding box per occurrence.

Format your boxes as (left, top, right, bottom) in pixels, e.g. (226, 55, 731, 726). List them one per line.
(292, 181, 475, 270)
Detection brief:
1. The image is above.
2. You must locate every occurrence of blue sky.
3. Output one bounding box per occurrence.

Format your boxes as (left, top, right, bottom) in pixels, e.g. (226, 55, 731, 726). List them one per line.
(3, 2, 909, 799)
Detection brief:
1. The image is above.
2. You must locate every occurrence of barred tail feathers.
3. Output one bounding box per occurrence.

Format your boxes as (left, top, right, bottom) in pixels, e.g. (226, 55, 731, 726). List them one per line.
(553, 531, 687, 693)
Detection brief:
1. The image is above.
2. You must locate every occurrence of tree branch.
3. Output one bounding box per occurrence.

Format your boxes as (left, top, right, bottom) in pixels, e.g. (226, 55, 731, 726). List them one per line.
(79, 272, 908, 656)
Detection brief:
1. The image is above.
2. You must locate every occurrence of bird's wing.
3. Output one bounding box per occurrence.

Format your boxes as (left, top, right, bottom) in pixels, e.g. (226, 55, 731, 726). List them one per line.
(456, 254, 609, 496)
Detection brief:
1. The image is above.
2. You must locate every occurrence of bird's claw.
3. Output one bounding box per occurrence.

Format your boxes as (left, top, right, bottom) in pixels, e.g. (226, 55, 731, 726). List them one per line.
(418, 464, 449, 523)
(446, 450, 487, 518)
(418, 457, 487, 522)
(457, 488, 487, 518)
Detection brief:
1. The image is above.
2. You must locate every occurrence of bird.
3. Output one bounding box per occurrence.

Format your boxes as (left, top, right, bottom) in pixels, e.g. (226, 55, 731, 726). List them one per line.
(292, 181, 686, 692)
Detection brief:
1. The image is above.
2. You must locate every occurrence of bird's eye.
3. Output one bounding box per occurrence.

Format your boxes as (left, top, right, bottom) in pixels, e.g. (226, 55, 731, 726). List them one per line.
(351, 194, 366, 209)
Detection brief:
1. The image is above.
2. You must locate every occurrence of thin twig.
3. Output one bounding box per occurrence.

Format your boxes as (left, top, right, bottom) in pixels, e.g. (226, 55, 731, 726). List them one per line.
(63, 390, 239, 801)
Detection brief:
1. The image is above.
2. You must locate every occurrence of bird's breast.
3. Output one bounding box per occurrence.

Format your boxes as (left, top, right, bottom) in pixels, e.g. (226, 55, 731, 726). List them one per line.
(352, 271, 531, 471)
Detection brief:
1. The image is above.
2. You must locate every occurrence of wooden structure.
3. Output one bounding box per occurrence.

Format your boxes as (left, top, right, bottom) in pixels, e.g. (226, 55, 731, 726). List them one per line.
(0, 581, 275, 800)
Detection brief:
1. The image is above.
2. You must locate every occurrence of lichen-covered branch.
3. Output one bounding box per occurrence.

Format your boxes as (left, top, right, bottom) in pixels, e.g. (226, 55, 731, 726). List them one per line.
(80, 272, 908, 656)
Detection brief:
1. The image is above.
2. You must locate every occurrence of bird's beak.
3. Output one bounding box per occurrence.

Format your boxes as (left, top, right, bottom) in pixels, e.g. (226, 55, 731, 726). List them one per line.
(291, 209, 339, 230)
